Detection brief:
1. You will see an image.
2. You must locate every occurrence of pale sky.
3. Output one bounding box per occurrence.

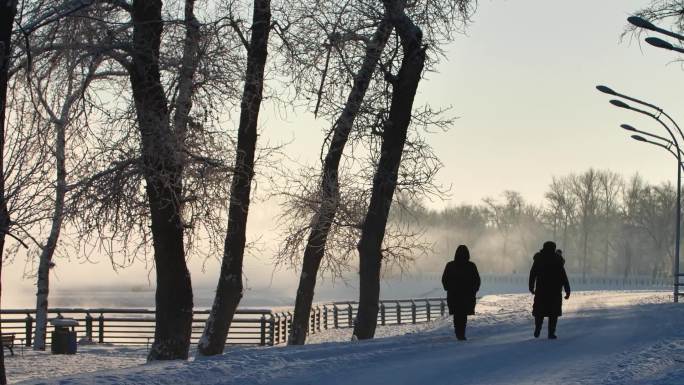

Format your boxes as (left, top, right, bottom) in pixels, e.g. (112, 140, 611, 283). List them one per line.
(7, 0, 684, 306)
(267, 0, 684, 207)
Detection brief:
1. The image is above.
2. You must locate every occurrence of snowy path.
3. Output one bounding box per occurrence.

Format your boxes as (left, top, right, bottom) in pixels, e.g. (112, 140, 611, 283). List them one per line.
(12, 291, 684, 385)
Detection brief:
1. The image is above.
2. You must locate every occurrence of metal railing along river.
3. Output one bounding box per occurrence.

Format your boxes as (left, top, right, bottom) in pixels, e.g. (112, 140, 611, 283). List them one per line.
(0, 298, 448, 347)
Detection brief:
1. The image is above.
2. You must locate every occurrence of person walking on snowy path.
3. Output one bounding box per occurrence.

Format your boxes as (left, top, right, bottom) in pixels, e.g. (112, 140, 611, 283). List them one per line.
(529, 241, 571, 339)
(442, 245, 481, 340)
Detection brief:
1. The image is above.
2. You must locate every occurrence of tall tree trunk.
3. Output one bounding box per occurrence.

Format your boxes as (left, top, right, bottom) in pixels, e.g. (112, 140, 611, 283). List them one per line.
(353, 0, 425, 340)
(32, 57, 94, 350)
(562, 220, 568, 256)
(129, 0, 193, 361)
(197, 0, 271, 356)
(289, 16, 392, 346)
(0, 1, 17, 382)
(172, 0, 199, 143)
(603, 240, 609, 276)
(33, 119, 67, 351)
(582, 228, 589, 280)
(623, 239, 631, 279)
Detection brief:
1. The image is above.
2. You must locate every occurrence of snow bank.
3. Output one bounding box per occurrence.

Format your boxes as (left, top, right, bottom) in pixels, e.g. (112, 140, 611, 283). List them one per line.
(9, 291, 684, 385)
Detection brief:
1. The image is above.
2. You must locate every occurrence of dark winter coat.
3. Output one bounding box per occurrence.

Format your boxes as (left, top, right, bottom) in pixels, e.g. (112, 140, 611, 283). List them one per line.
(442, 253, 481, 315)
(529, 249, 571, 317)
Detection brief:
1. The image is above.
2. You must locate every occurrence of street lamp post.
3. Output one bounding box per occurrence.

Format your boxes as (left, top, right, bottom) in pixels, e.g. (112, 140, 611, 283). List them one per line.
(601, 15, 684, 302)
(597, 85, 683, 302)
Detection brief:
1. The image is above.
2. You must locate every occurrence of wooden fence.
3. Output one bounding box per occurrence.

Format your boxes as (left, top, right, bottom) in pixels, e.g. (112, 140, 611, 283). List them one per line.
(1, 298, 447, 348)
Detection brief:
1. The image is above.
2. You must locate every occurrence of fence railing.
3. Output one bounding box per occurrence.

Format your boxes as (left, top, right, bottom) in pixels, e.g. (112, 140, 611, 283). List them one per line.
(1, 308, 274, 347)
(1, 298, 447, 348)
(270, 298, 446, 345)
(479, 274, 670, 289)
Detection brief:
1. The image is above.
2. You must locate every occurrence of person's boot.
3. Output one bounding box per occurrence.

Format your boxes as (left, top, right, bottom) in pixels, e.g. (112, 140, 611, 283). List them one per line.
(456, 328, 466, 341)
(534, 316, 543, 338)
(455, 315, 467, 340)
(548, 316, 558, 339)
(457, 324, 467, 341)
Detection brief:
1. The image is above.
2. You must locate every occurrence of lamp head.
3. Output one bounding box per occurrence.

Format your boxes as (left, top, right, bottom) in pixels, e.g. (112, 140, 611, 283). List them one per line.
(628, 16, 657, 31)
(631, 135, 648, 142)
(610, 99, 631, 109)
(646, 37, 674, 50)
(596, 85, 616, 95)
(621, 124, 637, 132)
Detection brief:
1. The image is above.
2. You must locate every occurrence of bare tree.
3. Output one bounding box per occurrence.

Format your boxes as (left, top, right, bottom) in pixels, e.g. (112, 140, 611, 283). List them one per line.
(570, 169, 601, 280)
(1, 0, 97, 379)
(35, 0, 240, 360)
(353, 0, 426, 340)
(545, 176, 577, 254)
(198, 0, 272, 356)
(483, 191, 523, 258)
(124, 0, 202, 360)
(284, 2, 394, 346)
(25, 44, 104, 350)
(597, 171, 623, 275)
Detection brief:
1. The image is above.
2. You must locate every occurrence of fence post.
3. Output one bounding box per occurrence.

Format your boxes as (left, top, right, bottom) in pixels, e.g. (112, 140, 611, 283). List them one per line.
(380, 303, 386, 326)
(396, 302, 401, 325)
(440, 300, 445, 316)
(270, 317, 276, 346)
(85, 313, 93, 342)
(426, 300, 431, 322)
(315, 306, 321, 333)
(281, 313, 286, 344)
(411, 300, 416, 324)
(260, 315, 267, 346)
(274, 313, 281, 344)
(98, 313, 104, 343)
(309, 308, 314, 335)
(347, 303, 353, 328)
(25, 313, 33, 347)
(323, 305, 329, 330)
(284, 312, 291, 344)
(333, 305, 339, 329)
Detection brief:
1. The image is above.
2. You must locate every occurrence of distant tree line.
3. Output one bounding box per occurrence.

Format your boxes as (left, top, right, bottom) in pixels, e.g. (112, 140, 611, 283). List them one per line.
(397, 169, 676, 281)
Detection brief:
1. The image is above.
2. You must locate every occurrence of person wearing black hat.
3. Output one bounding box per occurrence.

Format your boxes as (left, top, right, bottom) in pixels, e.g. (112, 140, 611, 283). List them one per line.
(442, 245, 481, 340)
(529, 241, 571, 339)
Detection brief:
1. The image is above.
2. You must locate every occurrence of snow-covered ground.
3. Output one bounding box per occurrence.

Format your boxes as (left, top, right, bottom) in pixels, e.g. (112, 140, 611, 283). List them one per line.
(8, 291, 684, 384)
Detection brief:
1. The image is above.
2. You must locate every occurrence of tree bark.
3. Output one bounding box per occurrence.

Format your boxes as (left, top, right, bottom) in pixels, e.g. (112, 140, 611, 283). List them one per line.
(172, 0, 199, 143)
(353, 0, 425, 340)
(0, 1, 17, 381)
(289, 16, 393, 346)
(129, 0, 193, 361)
(197, 0, 271, 356)
(33, 117, 66, 351)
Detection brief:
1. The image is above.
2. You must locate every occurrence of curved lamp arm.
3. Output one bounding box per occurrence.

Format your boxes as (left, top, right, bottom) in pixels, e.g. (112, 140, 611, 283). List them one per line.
(631, 135, 684, 171)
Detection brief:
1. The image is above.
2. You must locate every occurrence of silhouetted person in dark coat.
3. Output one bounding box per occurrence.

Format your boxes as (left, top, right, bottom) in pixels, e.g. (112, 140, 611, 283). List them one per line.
(529, 241, 570, 339)
(442, 245, 481, 340)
